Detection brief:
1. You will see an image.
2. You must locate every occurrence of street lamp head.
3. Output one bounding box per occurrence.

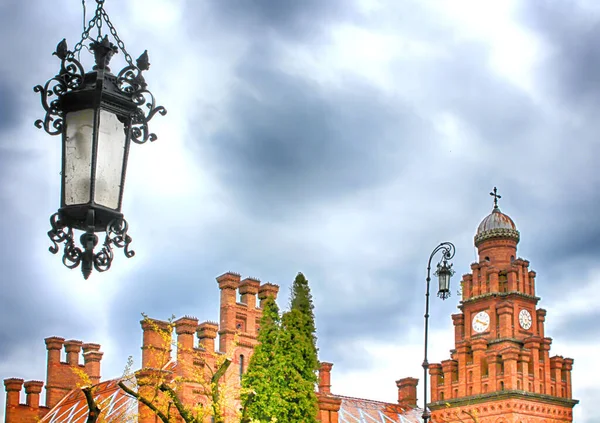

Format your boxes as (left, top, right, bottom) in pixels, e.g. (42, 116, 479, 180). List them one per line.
(34, 1, 166, 279)
(436, 259, 454, 300)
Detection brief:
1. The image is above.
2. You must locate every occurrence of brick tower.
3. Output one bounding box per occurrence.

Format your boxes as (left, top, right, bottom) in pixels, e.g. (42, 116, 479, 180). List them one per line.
(429, 190, 578, 423)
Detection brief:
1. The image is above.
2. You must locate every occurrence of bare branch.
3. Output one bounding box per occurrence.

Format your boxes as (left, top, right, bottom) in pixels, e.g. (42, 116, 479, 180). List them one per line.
(82, 387, 101, 423)
(211, 359, 231, 423)
(159, 384, 195, 423)
(118, 380, 171, 423)
(239, 390, 256, 423)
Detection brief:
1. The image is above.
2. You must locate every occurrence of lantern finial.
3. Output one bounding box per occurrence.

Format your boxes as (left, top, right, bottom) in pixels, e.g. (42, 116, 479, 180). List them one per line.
(90, 36, 118, 71)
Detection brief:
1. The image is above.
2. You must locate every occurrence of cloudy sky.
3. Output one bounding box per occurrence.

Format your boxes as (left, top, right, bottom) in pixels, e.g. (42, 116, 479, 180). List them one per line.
(1, 0, 599, 421)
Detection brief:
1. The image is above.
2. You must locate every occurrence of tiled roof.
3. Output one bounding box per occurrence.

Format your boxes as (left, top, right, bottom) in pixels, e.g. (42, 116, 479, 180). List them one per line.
(337, 395, 422, 423)
(39, 378, 421, 423)
(40, 379, 135, 423)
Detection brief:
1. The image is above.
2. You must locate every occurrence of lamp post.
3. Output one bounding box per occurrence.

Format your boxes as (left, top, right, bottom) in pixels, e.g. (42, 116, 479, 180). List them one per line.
(34, 0, 166, 279)
(422, 242, 455, 423)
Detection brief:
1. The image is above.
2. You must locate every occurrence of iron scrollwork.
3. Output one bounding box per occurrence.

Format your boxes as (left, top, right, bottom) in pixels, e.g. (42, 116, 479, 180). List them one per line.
(47, 211, 135, 280)
(33, 39, 85, 136)
(117, 51, 167, 144)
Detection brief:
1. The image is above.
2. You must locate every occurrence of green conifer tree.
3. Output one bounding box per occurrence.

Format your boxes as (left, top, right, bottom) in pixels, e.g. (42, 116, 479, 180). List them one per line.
(275, 308, 319, 423)
(241, 296, 284, 422)
(244, 273, 320, 423)
(289, 272, 319, 382)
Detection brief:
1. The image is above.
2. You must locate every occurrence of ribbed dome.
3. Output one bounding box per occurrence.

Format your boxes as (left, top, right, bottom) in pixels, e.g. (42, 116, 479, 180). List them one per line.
(474, 207, 520, 246)
(477, 207, 517, 233)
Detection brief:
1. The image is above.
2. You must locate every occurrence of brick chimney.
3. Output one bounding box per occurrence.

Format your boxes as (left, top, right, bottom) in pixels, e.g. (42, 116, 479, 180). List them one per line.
(175, 316, 199, 376)
(239, 278, 261, 309)
(4, 379, 47, 423)
(24, 381, 44, 408)
(316, 363, 342, 423)
(396, 377, 418, 408)
(64, 340, 83, 365)
(141, 318, 173, 369)
(4, 378, 23, 406)
(319, 362, 334, 394)
(82, 343, 103, 385)
(44, 336, 64, 408)
(197, 321, 218, 352)
(257, 283, 279, 308)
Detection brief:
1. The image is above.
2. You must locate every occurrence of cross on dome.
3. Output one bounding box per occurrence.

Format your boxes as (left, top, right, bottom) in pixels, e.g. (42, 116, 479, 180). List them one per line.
(490, 187, 501, 209)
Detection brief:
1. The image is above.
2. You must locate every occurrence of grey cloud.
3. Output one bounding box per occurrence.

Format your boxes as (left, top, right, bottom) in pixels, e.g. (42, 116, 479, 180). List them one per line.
(553, 310, 600, 343)
(518, 1, 600, 113)
(198, 0, 356, 41)
(206, 46, 435, 219)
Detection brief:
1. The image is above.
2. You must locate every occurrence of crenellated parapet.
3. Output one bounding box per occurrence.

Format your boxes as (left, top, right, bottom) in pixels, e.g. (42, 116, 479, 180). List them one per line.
(217, 272, 279, 354)
(3, 336, 104, 423)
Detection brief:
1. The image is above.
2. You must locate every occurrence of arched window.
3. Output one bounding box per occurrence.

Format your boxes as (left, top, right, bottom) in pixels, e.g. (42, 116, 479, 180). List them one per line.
(239, 354, 244, 381)
(499, 381, 504, 391)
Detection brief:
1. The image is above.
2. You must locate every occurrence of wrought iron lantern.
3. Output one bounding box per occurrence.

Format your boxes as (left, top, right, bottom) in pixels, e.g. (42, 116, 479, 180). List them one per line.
(435, 259, 455, 300)
(34, 0, 166, 279)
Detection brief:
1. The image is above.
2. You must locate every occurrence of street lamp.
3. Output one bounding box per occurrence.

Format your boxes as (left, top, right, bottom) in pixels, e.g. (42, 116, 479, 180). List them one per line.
(422, 242, 455, 423)
(34, 0, 166, 279)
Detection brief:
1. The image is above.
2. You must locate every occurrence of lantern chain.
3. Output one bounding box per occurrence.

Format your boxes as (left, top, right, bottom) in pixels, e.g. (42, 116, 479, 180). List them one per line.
(101, 8, 134, 66)
(71, 0, 134, 66)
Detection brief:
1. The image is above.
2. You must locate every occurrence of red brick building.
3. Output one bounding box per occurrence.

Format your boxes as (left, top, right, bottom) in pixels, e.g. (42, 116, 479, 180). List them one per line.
(428, 201, 578, 422)
(3, 274, 420, 423)
(3, 197, 579, 423)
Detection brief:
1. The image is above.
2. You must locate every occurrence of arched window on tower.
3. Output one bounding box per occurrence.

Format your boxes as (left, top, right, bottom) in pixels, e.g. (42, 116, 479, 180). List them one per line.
(499, 272, 508, 293)
(239, 354, 244, 381)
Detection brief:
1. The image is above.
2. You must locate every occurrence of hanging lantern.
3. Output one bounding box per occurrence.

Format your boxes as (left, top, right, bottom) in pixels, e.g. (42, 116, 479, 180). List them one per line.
(34, 1, 166, 279)
(435, 259, 455, 300)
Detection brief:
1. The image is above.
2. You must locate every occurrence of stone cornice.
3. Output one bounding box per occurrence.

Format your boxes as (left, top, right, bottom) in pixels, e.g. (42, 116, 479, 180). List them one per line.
(429, 390, 579, 410)
(460, 291, 540, 306)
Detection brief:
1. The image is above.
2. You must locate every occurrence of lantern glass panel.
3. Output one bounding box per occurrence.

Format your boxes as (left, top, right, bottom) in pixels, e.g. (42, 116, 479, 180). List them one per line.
(438, 271, 450, 294)
(94, 110, 127, 210)
(64, 109, 94, 205)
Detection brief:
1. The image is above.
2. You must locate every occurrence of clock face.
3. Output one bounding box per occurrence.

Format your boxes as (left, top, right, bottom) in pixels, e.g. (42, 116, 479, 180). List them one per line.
(519, 309, 532, 330)
(472, 311, 490, 333)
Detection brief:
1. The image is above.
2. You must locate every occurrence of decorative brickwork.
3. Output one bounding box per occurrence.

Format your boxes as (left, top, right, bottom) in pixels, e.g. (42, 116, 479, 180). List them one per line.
(429, 204, 578, 422)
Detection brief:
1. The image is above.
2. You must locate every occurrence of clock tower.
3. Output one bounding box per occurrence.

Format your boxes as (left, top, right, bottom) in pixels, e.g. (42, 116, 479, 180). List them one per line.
(428, 190, 578, 423)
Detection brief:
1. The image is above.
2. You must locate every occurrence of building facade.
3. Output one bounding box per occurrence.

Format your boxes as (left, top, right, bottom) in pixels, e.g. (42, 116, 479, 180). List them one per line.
(428, 199, 578, 422)
(4, 273, 419, 423)
(4, 196, 579, 423)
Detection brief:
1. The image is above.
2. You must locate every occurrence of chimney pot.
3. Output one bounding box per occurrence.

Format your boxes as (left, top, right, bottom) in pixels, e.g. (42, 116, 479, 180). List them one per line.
(24, 380, 44, 408)
(319, 362, 334, 394)
(4, 378, 24, 406)
(64, 340, 83, 365)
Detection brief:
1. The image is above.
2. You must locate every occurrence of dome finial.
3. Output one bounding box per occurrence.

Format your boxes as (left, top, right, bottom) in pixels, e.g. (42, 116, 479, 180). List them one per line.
(490, 186, 501, 210)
